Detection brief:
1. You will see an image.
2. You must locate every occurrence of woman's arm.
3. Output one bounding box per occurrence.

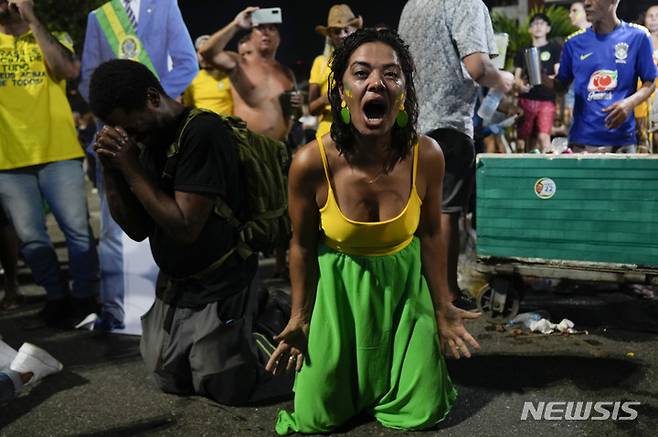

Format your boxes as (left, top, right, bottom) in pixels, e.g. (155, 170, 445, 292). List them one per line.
(287, 144, 322, 325)
(416, 137, 451, 307)
(308, 56, 330, 116)
(415, 135, 480, 359)
(266, 141, 324, 374)
(308, 84, 329, 116)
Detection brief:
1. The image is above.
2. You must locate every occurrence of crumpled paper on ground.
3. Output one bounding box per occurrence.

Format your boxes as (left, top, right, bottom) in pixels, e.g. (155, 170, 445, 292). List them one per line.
(528, 318, 575, 334)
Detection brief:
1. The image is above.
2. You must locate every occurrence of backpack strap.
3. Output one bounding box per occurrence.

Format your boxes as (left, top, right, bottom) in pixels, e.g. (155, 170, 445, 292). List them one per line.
(212, 197, 258, 261)
(162, 108, 214, 181)
(213, 197, 249, 257)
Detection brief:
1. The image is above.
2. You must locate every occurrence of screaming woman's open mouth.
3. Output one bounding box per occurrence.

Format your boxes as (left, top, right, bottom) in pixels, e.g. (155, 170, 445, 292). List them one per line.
(362, 98, 388, 121)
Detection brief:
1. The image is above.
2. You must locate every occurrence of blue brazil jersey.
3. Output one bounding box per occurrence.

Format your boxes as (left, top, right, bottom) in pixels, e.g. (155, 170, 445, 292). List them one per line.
(556, 22, 657, 146)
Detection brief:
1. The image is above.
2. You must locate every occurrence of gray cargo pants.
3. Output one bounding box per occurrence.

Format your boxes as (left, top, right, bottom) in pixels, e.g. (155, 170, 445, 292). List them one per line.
(140, 279, 293, 405)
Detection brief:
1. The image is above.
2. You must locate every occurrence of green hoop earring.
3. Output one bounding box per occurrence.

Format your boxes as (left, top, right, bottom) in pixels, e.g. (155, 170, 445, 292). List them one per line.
(340, 100, 351, 124)
(396, 108, 409, 128)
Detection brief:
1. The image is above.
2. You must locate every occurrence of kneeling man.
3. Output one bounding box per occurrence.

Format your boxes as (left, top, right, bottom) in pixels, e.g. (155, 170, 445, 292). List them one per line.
(88, 59, 291, 405)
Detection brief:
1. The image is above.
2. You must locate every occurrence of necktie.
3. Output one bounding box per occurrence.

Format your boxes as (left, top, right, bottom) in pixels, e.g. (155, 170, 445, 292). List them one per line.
(123, 0, 137, 29)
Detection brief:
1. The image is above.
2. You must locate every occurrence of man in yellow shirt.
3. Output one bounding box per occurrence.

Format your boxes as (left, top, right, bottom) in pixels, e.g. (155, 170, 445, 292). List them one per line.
(182, 35, 233, 115)
(0, 0, 99, 327)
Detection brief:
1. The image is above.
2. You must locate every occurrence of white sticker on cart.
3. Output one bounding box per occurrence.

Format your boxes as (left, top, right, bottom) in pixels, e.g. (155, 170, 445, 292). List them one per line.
(535, 178, 556, 199)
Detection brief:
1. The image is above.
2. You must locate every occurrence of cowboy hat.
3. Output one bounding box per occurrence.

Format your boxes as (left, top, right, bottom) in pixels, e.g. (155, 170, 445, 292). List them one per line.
(315, 4, 363, 36)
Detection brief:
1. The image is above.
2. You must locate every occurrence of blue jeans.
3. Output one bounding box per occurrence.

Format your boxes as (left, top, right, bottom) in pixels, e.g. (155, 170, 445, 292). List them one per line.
(0, 160, 99, 300)
(96, 159, 126, 322)
(0, 370, 21, 403)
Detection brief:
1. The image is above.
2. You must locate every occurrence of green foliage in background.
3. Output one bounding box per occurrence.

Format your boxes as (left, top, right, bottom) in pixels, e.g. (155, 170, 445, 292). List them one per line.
(34, 0, 106, 54)
(492, 5, 578, 70)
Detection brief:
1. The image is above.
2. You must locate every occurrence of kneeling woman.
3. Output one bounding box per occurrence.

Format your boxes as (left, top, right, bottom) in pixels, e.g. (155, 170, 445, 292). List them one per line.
(267, 28, 480, 434)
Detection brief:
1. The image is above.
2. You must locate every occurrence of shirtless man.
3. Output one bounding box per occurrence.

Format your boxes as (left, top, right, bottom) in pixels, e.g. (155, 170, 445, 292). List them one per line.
(200, 7, 298, 141)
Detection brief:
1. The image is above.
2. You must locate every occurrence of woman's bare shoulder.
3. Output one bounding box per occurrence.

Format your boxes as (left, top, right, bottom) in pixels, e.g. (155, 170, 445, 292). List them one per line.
(290, 137, 326, 182)
(417, 134, 445, 168)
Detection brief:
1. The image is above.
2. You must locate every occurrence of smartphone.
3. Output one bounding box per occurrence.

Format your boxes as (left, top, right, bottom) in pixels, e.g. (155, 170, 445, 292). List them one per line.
(251, 8, 282, 26)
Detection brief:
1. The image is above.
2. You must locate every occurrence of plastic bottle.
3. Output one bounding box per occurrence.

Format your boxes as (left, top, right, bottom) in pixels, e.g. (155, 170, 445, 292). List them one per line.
(477, 88, 504, 121)
(506, 312, 543, 329)
(550, 137, 569, 154)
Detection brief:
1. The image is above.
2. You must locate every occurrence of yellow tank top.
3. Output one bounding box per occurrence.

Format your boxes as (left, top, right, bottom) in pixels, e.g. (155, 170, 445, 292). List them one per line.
(318, 135, 422, 256)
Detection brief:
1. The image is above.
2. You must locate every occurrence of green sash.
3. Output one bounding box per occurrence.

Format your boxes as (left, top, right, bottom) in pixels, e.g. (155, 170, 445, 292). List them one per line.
(94, 0, 159, 77)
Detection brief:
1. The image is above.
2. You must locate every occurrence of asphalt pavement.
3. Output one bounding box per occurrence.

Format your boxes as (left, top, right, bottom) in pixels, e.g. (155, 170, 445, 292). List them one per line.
(1, 186, 657, 437)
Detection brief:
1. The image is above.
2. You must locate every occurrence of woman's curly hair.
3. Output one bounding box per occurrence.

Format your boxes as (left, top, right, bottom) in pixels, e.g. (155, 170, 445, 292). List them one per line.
(328, 28, 418, 170)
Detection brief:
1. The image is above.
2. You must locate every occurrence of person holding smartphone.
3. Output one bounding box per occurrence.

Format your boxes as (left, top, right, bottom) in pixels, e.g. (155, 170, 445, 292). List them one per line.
(199, 7, 299, 143)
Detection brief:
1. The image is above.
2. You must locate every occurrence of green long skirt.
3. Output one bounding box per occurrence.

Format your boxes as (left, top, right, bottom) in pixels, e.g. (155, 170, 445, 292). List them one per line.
(275, 237, 457, 435)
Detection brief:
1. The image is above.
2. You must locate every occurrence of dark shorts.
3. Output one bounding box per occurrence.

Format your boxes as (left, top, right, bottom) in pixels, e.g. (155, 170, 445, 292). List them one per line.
(426, 128, 476, 214)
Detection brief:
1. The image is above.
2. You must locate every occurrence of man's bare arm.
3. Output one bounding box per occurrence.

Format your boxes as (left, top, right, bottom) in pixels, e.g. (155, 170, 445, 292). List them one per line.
(227, 63, 258, 106)
(103, 169, 153, 241)
(199, 6, 257, 72)
(462, 52, 513, 92)
(95, 127, 213, 244)
(93, 128, 152, 240)
(11, 0, 79, 81)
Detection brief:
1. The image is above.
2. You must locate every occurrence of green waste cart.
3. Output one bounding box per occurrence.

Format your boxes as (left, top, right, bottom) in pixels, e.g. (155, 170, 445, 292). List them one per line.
(475, 153, 658, 322)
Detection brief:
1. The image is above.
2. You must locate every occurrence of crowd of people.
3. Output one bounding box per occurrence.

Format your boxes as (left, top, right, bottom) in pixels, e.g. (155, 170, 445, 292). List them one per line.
(480, 1, 658, 155)
(1, 0, 657, 433)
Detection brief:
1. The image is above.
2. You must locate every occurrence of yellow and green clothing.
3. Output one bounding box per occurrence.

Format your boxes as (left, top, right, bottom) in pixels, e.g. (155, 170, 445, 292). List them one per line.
(319, 138, 422, 256)
(0, 31, 82, 170)
(309, 54, 333, 138)
(92, 0, 157, 75)
(275, 137, 456, 434)
(182, 69, 233, 115)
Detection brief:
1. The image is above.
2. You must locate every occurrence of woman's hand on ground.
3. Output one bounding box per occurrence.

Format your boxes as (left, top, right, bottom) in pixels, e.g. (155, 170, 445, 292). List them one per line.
(436, 303, 481, 359)
(265, 317, 309, 375)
